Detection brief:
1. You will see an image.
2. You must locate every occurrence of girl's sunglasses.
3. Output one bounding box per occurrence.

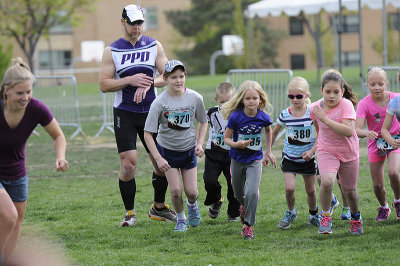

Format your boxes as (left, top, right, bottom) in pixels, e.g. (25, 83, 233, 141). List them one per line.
(288, 94, 305, 99)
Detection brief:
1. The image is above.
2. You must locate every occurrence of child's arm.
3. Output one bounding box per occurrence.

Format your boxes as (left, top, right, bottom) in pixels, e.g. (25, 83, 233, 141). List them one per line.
(195, 122, 208, 158)
(355, 117, 378, 140)
(313, 106, 354, 137)
(271, 124, 282, 146)
(262, 126, 277, 168)
(224, 128, 252, 149)
(144, 131, 170, 172)
(381, 113, 400, 149)
(302, 120, 319, 161)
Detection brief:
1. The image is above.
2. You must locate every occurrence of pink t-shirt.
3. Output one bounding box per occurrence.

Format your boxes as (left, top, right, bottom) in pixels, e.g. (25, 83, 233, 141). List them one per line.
(356, 91, 400, 154)
(310, 98, 359, 162)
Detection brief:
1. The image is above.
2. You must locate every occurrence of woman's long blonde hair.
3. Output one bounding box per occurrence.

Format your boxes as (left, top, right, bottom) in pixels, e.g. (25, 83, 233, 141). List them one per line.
(221, 80, 272, 120)
(287, 76, 311, 105)
(1, 57, 34, 100)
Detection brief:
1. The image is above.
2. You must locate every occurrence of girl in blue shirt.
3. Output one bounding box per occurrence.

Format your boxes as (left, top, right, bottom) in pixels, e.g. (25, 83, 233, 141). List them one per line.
(222, 80, 276, 240)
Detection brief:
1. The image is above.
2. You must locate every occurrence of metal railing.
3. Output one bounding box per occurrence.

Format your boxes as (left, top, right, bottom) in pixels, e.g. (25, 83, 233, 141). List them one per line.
(34, 75, 85, 139)
(94, 92, 115, 138)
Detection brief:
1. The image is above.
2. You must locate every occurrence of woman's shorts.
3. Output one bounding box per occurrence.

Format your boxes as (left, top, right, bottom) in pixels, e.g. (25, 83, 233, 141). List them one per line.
(157, 144, 197, 170)
(317, 151, 358, 189)
(281, 157, 317, 176)
(0, 175, 29, 202)
(368, 149, 400, 163)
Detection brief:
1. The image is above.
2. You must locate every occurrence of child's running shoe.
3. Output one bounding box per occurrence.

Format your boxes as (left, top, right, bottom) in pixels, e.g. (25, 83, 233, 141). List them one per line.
(376, 206, 391, 221)
(208, 196, 224, 219)
(227, 215, 239, 222)
(174, 219, 188, 232)
(350, 219, 363, 235)
(120, 214, 137, 227)
(187, 200, 201, 227)
(239, 205, 246, 224)
(318, 216, 332, 234)
(241, 224, 255, 240)
(278, 209, 298, 229)
(341, 207, 351, 220)
(309, 213, 322, 226)
(393, 201, 400, 220)
(148, 204, 177, 222)
(330, 195, 339, 215)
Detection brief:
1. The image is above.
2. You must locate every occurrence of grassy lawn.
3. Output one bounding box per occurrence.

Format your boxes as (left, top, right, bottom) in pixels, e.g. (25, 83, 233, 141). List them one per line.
(20, 67, 400, 265)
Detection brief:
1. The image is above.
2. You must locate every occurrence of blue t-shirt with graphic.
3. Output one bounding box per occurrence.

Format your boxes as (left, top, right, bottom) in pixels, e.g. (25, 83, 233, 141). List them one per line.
(226, 109, 273, 163)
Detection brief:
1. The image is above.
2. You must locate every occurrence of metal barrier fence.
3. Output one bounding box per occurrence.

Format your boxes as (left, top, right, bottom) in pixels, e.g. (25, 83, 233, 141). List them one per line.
(363, 66, 400, 97)
(94, 92, 115, 138)
(34, 75, 85, 139)
(226, 69, 293, 122)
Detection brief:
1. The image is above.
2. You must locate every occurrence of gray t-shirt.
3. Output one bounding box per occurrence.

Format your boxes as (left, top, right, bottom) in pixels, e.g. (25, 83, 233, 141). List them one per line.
(144, 88, 207, 151)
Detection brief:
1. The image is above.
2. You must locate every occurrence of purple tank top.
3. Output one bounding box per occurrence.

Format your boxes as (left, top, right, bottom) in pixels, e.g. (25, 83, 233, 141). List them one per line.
(110, 36, 158, 113)
(0, 98, 53, 180)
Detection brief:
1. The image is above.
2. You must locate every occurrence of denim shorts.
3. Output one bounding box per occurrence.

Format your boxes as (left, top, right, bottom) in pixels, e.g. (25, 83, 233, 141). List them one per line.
(0, 175, 29, 202)
(157, 144, 197, 170)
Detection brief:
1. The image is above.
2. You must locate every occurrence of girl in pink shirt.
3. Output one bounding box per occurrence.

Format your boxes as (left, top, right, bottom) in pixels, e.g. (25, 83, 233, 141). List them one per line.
(310, 71, 362, 235)
(356, 67, 400, 222)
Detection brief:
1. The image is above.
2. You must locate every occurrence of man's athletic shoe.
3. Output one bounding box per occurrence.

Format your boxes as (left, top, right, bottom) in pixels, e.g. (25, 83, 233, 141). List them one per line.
(148, 204, 177, 222)
(120, 214, 137, 227)
(187, 201, 201, 227)
(309, 213, 322, 226)
(341, 207, 351, 220)
(376, 206, 391, 221)
(393, 201, 400, 220)
(349, 219, 363, 235)
(174, 219, 187, 232)
(239, 205, 246, 224)
(330, 195, 339, 215)
(228, 215, 240, 222)
(318, 216, 332, 234)
(278, 210, 298, 229)
(241, 224, 255, 240)
(208, 196, 224, 219)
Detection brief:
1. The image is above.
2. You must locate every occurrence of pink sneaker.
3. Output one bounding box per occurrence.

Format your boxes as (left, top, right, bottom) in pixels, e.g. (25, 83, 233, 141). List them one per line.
(376, 206, 391, 221)
(393, 202, 400, 220)
(241, 224, 255, 240)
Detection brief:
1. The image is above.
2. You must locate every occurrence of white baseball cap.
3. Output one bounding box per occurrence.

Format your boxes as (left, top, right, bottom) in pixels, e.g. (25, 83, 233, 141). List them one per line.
(122, 4, 145, 24)
(164, 60, 186, 74)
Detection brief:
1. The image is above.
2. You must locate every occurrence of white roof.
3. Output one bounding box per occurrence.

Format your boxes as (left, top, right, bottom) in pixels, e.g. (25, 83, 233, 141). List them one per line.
(248, 0, 400, 18)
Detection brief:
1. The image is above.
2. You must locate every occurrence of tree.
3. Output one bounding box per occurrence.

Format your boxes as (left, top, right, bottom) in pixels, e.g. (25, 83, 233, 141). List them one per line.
(0, 0, 97, 74)
(0, 43, 13, 80)
(166, 0, 283, 74)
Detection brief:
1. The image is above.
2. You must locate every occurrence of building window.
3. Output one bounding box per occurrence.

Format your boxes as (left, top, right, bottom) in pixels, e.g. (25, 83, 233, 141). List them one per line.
(342, 51, 360, 67)
(291, 54, 305, 69)
(39, 50, 72, 69)
(49, 11, 73, 34)
(143, 7, 158, 30)
(341, 15, 359, 33)
(289, 17, 303, 35)
(389, 12, 400, 31)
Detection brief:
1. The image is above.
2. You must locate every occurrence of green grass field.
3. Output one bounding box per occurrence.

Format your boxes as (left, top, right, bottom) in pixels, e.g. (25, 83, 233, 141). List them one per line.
(20, 68, 400, 265)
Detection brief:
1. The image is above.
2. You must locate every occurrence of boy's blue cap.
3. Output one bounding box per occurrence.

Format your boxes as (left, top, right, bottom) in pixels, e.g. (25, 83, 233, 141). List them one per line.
(164, 60, 185, 74)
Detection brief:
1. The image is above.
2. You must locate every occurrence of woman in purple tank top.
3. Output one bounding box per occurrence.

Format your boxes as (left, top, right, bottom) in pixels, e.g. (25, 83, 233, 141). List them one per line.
(0, 58, 68, 264)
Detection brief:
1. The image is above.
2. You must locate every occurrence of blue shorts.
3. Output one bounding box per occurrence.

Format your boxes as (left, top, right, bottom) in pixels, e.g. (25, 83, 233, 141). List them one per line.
(157, 144, 197, 170)
(0, 175, 29, 202)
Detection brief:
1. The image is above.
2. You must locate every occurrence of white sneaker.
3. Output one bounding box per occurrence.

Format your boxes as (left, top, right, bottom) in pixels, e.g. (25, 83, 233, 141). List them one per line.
(120, 214, 137, 227)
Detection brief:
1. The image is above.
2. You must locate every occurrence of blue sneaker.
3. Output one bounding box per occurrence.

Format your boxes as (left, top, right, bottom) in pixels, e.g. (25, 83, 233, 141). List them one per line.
(278, 209, 298, 229)
(330, 195, 339, 215)
(341, 207, 351, 220)
(187, 200, 201, 227)
(309, 213, 322, 226)
(174, 219, 187, 232)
